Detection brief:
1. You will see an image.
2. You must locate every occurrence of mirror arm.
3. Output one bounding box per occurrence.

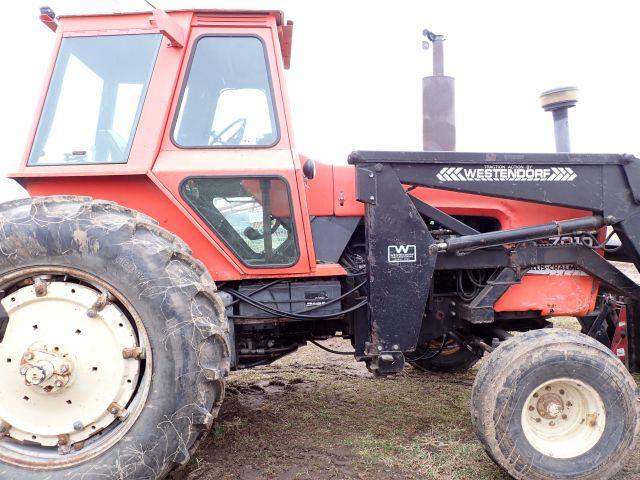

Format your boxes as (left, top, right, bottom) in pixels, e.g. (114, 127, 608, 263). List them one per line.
(149, 9, 184, 48)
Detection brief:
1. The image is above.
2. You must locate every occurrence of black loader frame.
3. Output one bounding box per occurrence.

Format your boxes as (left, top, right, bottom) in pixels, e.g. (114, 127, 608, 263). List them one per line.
(349, 150, 640, 375)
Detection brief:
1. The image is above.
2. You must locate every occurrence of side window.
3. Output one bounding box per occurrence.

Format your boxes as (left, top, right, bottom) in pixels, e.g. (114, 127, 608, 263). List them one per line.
(182, 177, 298, 267)
(172, 36, 279, 148)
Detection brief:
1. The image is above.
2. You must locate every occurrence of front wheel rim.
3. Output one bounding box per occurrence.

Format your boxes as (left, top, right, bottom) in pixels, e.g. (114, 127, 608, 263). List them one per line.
(521, 377, 606, 459)
(0, 268, 152, 469)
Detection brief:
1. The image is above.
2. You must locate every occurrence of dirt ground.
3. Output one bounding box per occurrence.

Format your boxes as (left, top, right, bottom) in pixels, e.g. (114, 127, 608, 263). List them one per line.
(181, 328, 640, 480)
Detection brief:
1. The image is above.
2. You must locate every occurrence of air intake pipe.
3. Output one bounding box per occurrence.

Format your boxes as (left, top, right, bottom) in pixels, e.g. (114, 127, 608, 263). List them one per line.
(540, 86, 578, 153)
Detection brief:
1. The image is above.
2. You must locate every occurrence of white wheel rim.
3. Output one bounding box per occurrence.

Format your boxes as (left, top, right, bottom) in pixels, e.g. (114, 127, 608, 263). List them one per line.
(521, 378, 606, 458)
(0, 269, 151, 469)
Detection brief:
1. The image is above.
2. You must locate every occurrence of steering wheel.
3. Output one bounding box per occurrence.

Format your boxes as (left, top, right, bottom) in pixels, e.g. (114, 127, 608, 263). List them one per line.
(209, 118, 247, 146)
(243, 218, 282, 241)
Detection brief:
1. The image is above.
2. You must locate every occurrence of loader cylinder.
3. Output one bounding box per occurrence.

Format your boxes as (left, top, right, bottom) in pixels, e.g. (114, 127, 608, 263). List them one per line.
(438, 215, 605, 253)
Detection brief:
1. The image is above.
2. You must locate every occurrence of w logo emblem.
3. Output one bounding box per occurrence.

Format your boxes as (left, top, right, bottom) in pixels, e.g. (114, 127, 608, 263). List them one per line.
(388, 244, 417, 263)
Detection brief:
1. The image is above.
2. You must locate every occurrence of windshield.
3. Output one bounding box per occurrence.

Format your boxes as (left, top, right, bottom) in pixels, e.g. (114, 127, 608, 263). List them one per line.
(29, 34, 161, 165)
(172, 36, 278, 148)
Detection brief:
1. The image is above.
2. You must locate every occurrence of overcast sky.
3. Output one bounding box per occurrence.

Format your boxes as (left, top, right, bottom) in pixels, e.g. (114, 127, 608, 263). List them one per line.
(1, 0, 639, 199)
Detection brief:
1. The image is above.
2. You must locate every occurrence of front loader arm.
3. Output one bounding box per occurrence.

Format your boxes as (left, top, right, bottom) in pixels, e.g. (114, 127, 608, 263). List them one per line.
(349, 151, 640, 373)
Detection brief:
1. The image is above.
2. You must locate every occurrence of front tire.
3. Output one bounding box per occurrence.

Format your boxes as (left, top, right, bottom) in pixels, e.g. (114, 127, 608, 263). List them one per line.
(471, 329, 639, 480)
(0, 196, 230, 479)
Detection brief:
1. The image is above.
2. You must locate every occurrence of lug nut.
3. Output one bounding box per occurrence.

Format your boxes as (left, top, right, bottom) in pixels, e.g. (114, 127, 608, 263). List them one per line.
(60, 365, 69, 374)
(91, 293, 109, 312)
(108, 402, 128, 420)
(34, 281, 47, 297)
(73, 421, 84, 431)
(122, 347, 146, 360)
(54, 380, 63, 388)
(0, 420, 11, 436)
(86, 309, 97, 318)
(24, 352, 34, 361)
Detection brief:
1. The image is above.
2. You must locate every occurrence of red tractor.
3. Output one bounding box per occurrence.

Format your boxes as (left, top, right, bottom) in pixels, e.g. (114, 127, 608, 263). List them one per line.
(0, 7, 638, 480)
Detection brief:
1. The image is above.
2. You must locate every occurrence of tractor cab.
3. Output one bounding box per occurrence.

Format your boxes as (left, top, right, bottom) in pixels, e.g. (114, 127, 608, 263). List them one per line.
(12, 8, 339, 281)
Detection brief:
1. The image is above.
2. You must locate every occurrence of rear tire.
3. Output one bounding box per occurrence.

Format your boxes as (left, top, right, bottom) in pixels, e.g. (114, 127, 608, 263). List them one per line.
(0, 196, 230, 480)
(471, 329, 639, 480)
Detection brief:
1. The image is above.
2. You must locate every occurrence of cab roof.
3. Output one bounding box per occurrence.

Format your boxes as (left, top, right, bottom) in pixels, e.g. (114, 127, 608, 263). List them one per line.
(56, 8, 286, 26)
(42, 7, 293, 68)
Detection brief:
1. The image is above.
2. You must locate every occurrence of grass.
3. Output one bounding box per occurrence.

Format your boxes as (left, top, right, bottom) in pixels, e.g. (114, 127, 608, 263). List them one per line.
(182, 333, 640, 480)
(181, 263, 640, 478)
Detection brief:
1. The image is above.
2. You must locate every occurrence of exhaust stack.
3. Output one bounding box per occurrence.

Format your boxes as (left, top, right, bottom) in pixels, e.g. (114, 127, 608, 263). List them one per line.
(540, 86, 578, 153)
(422, 29, 455, 151)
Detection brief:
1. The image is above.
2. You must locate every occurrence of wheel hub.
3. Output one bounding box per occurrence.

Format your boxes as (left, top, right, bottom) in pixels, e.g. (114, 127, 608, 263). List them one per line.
(20, 343, 74, 392)
(536, 392, 564, 419)
(521, 378, 606, 458)
(0, 281, 141, 448)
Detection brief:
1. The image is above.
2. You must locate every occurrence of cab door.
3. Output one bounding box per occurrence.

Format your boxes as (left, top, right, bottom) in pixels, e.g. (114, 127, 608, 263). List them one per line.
(152, 22, 314, 279)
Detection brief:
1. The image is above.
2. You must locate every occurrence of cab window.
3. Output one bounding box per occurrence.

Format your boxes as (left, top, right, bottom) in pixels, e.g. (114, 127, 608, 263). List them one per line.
(29, 34, 161, 165)
(172, 36, 278, 148)
(181, 177, 298, 267)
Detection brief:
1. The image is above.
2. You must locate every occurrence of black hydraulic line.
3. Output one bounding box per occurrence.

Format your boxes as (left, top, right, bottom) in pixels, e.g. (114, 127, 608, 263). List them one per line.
(223, 288, 368, 320)
(223, 279, 368, 320)
(228, 279, 284, 307)
(405, 335, 449, 362)
(435, 215, 606, 254)
(309, 340, 355, 356)
(296, 280, 368, 314)
(582, 231, 623, 252)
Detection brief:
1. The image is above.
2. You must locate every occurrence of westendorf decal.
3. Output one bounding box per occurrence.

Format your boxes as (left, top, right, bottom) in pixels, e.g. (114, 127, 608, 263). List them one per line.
(436, 165, 577, 182)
